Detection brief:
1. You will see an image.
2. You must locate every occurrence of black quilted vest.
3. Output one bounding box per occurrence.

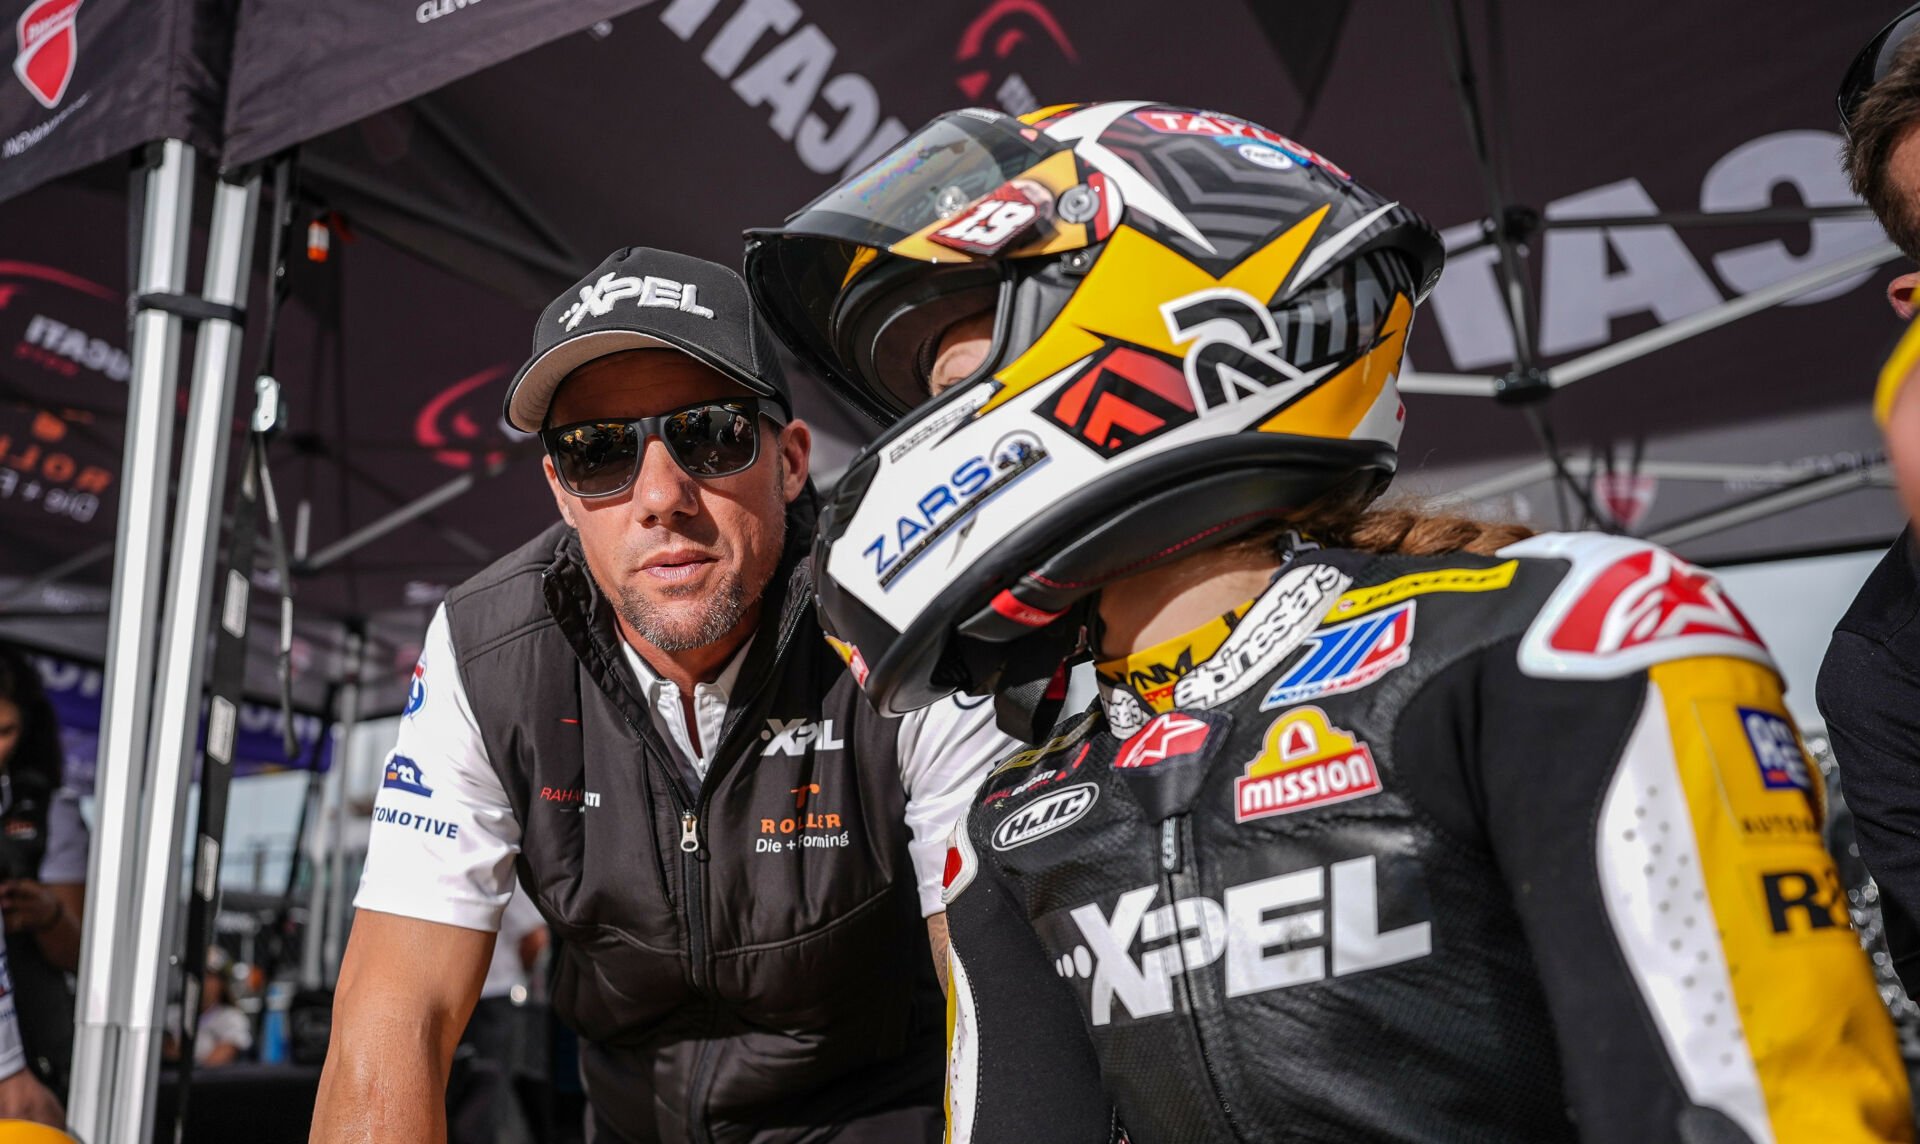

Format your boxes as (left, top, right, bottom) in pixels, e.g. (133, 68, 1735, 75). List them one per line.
(445, 522, 943, 1143)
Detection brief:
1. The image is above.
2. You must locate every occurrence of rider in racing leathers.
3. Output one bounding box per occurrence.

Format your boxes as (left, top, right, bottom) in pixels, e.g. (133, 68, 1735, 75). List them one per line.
(745, 100, 1913, 1142)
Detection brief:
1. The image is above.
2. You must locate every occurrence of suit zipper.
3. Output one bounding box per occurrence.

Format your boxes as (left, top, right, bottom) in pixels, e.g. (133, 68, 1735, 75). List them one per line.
(1160, 816, 1246, 1141)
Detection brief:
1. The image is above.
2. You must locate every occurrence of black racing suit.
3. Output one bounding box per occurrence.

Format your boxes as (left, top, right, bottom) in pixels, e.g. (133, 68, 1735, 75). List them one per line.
(943, 534, 1911, 1143)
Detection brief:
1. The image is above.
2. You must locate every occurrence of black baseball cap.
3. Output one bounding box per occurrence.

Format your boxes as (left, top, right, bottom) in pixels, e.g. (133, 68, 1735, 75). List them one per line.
(505, 247, 792, 432)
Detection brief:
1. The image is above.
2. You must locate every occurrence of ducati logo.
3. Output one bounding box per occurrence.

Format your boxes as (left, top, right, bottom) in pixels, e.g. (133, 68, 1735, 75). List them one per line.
(14, 0, 80, 110)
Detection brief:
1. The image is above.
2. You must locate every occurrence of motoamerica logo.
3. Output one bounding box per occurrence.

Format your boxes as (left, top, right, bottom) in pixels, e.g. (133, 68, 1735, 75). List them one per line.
(14, 0, 80, 110)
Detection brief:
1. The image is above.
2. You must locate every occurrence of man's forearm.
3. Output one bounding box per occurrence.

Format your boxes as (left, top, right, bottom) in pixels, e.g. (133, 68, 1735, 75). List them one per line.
(928, 913, 951, 995)
(310, 1013, 451, 1143)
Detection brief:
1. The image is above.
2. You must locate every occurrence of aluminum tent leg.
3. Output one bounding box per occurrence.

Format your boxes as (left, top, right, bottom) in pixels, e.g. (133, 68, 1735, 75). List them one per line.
(112, 169, 263, 1144)
(67, 139, 196, 1144)
(322, 628, 366, 985)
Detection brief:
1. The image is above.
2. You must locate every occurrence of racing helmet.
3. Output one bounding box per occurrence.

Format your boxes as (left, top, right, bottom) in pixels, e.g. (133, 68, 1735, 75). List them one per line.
(745, 101, 1444, 726)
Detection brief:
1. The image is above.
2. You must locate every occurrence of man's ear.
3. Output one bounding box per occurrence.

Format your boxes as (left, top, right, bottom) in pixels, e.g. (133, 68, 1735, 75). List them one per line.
(777, 418, 812, 504)
(1890, 271, 1920, 320)
(543, 455, 579, 529)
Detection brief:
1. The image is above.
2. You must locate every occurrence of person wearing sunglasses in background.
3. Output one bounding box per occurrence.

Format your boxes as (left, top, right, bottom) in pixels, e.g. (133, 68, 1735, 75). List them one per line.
(310, 248, 1014, 1143)
(1821, 1, 1920, 1006)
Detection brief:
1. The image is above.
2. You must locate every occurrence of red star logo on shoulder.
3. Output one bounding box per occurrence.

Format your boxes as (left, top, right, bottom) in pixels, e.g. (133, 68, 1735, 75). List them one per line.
(1114, 712, 1212, 770)
(1551, 548, 1760, 655)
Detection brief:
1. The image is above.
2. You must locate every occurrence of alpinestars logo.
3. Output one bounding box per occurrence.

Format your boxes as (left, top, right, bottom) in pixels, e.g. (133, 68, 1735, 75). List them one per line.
(14, 0, 80, 110)
(1173, 563, 1348, 710)
(1113, 712, 1211, 770)
(561, 272, 714, 331)
(1045, 855, 1430, 1025)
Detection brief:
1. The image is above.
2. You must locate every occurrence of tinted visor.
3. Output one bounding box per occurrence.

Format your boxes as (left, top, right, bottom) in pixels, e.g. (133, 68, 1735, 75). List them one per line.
(745, 110, 1055, 424)
(543, 400, 769, 497)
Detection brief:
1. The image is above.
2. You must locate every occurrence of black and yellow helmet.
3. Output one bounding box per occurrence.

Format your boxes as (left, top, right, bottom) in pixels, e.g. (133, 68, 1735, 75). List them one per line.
(745, 101, 1445, 722)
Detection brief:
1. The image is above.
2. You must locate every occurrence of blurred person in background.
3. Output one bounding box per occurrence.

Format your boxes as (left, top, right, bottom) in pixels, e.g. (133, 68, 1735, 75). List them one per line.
(0, 927, 63, 1129)
(0, 644, 84, 1097)
(1822, 1, 1920, 1001)
(162, 947, 252, 1068)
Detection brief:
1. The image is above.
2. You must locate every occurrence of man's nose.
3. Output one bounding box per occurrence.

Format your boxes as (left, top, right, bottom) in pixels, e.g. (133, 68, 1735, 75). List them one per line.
(631, 437, 699, 523)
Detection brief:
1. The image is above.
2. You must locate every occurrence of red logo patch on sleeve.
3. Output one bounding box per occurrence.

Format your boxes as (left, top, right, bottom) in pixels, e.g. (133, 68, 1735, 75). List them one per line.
(1510, 535, 1773, 679)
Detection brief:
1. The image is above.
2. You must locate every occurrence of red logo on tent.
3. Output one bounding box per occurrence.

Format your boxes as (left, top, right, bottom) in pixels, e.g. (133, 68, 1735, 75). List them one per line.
(415, 363, 516, 470)
(1113, 711, 1210, 770)
(953, 0, 1076, 108)
(1549, 548, 1761, 658)
(1594, 472, 1658, 531)
(14, 0, 80, 110)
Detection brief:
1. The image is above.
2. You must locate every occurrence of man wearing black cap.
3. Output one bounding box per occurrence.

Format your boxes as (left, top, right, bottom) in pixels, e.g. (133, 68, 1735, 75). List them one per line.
(311, 249, 1012, 1143)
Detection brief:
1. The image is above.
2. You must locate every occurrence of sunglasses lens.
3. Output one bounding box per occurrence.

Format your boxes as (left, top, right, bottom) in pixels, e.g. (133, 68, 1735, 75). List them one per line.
(664, 405, 760, 476)
(550, 422, 642, 496)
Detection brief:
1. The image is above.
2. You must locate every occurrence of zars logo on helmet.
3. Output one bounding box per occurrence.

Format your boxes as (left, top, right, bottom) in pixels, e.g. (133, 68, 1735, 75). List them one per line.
(746, 100, 1443, 715)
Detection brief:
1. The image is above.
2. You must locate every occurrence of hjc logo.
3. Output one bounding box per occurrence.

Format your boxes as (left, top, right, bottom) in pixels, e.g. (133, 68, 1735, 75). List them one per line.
(414, 363, 519, 471)
(953, 0, 1076, 115)
(1048, 855, 1430, 1026)
(760, 718, 846, 757)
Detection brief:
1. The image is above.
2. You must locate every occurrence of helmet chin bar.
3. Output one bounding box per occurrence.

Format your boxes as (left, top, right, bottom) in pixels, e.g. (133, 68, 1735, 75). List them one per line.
(955, 462, 1380, 742)
(829, 434, 1391, 726)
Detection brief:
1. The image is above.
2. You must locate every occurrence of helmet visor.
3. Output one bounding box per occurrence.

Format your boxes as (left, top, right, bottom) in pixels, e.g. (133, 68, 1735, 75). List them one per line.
(745, 111, 1060, 424)
(785, 110, 1054, 252)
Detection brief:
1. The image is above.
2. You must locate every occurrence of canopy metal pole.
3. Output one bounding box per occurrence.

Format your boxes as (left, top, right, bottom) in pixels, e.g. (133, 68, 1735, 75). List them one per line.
(297, 439, 540, 574)
(1398, 371, 1501, 397)
(323, 628, 366, 985)
(1647, 463, 1894, 547)
(298, 746, 329, 987)
(1550, 242, 1903, 389)
(113, 170, 263, 1144)
(68, 139, 197, 1144)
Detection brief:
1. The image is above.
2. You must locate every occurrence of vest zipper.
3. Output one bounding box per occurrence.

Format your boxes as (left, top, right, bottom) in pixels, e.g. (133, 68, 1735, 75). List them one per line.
(1159, 814, 1246, 1141)
(677, 589, 813, 1144)
(591, 573, 816, 1144)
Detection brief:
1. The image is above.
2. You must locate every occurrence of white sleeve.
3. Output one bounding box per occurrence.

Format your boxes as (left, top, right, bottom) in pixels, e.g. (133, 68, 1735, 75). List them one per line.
(36, 786, 89, 885)
(894, 695, 1019, 917)
(0, 932, 23, 1081)
(352, 604, 520, 933)
(207, 1006, 254, 1052)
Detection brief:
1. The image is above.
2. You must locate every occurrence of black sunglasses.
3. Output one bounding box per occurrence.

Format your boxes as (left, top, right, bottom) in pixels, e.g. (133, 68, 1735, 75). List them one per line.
(1840, 3, 1920, 138)
(542, 398, 784, 498)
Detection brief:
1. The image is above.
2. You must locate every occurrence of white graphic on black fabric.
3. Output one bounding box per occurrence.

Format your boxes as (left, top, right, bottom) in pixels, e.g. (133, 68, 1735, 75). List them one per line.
(760, 718, 846, 756)
(1173, 563, 1348, 710)
(561, 272, 715, 331)
(1053, 855, 1430, 1026)
(990, 783, 1099, 851)
(1161, 287, 1314, 416)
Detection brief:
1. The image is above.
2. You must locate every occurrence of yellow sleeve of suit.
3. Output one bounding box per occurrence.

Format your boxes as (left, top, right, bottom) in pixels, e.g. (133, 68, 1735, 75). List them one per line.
(1633, 656, 1910, 1141)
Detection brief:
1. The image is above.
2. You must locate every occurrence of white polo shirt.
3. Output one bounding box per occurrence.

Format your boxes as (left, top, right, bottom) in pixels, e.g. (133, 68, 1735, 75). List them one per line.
(354, 605, 1014, 932)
